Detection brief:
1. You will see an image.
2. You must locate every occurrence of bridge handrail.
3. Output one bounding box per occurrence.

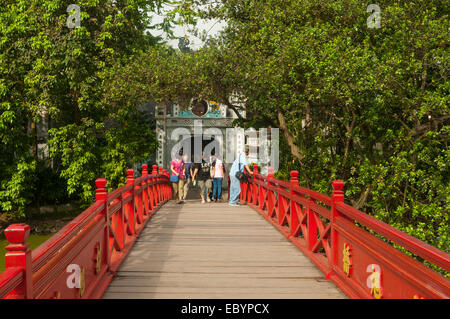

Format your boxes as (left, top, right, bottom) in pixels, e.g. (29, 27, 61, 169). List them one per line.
(0, 267, 23, 299)
(242, 166, 450, 299)
(259, 172, 449, 270)
(31, 201, 104, 273)
(0, 165, 172, 299)
(256, 173, 333, 206)
(335, 201, 450, 272)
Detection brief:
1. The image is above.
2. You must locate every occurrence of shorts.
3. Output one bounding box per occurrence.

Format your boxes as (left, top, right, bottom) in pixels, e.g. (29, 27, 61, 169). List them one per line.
(197, 179, 212, 193)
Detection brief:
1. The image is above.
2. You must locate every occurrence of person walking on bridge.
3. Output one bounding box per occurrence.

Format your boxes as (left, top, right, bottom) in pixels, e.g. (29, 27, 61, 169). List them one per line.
(170, 149, 185, 204)
(182, 153, 193, 201)
(192, 152, 213, 204)
(229, 145, 253, 206)
(211, 150, 226, 202)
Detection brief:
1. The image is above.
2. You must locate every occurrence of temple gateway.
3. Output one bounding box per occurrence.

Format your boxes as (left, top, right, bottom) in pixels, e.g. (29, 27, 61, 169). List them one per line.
(142, 98, 277, 192)
(154, 99, 246, 172)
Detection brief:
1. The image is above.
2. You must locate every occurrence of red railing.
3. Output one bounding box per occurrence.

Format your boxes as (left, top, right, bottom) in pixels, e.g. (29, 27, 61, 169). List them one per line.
(2, 162, 449, 299)
(241, 165, 450, 299)
(0, 165, 172, 299)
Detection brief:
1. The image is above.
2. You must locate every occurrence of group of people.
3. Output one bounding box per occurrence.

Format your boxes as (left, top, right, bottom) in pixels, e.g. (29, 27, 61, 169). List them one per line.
(169, 145, 253, 206)
(170, 149, 226, 204)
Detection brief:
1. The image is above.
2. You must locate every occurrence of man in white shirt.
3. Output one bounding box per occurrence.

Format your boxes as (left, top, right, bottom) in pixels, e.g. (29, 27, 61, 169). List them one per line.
(211, 150, 226, 202)
(228, 145, 253, 206)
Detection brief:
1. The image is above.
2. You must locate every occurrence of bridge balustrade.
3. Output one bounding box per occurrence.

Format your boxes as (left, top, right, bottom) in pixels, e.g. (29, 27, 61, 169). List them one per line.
(239, 165, 450, 299)
(0, 165, 172, 299)
(1, 162, 449, 299)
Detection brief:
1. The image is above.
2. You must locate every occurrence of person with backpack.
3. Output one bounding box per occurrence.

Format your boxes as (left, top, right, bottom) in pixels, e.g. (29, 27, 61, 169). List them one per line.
(228, 145, 253, 206)
(192, 152, 213, 204)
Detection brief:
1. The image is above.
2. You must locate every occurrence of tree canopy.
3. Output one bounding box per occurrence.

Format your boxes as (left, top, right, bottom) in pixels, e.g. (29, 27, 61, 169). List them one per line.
(0, 0, 192, 215)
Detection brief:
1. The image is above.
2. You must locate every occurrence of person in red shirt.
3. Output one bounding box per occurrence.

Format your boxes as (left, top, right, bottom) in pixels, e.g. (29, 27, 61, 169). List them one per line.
(170, 149, 185, 204)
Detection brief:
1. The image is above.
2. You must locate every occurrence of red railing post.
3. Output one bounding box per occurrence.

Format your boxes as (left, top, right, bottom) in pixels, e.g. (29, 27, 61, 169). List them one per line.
(95, 178, 109, 269)
(267, 167, 275, 219)
(258, 171, 265, 211)
(163, 169, 168, 200)
(252, 164, 259, 205)
(158, 167, 164, 202)
(152, 165, 158, 206)
(167, 169, 171, 200)
(165, 168, 173, 199)
(330, 180, 345, 274)
(126, 169, 136, 235)
(135, 171, 143, 225)
(166, 169, 171, 199)
(154, 165, 160, 204)
(3, 224, 32, 299)
(141, 164, 150, 215)
(307, 197, 317, 251)
(289, 170, 299, 237)
(142, 164, 148, 177)
(158, 167, 163, 203)
(95, 178, 107, 202)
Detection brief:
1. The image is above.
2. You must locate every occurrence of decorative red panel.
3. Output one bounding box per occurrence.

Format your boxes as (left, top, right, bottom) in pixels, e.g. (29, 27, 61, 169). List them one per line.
(0, 167, 171, 299)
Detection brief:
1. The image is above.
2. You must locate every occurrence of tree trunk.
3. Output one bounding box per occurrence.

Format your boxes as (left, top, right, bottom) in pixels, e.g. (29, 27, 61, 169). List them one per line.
(277, 110, 304, 163)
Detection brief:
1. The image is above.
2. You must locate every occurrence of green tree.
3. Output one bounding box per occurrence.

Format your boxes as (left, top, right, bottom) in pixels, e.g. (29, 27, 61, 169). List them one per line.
(0, 0, 194, 216)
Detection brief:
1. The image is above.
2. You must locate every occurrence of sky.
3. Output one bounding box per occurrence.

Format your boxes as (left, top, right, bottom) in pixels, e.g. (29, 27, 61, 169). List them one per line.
(148, 3, 227, 50)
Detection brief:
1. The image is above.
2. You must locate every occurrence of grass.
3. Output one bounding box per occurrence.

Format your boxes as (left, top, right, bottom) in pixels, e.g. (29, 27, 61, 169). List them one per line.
(0, 206, 83, 274)
(0, 233, 54, 273)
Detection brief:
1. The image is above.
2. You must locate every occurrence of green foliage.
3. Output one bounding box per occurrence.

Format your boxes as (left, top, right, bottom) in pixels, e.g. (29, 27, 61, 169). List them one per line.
(48, 120, 100, 203)
(34, 161, 71, 206)
(0, 156, 37, 218)
(0, 0, 186, 216)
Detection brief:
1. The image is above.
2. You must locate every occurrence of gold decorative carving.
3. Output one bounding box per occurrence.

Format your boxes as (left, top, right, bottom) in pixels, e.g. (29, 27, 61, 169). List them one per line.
(95, 242, 102, 274)
(342, 243, 352, 277)
(79, 267, 85, 298)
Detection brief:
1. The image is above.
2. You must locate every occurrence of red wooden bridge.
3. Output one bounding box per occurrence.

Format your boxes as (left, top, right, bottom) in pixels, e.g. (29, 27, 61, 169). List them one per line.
(0, 164, 449, 299)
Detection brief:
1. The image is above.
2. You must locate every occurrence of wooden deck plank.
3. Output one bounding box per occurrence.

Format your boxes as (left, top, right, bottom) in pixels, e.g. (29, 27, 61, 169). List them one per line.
(103, 292, 344, 299)
(108, 277, 339, 288)
(105, 286, 346, 295)
(112, 266, 322, 275)
(103, 199, 347, 299)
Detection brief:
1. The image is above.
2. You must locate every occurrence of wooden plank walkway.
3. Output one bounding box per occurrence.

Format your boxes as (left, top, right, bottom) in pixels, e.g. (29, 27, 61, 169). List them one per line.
(102, 198, 347, 299)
